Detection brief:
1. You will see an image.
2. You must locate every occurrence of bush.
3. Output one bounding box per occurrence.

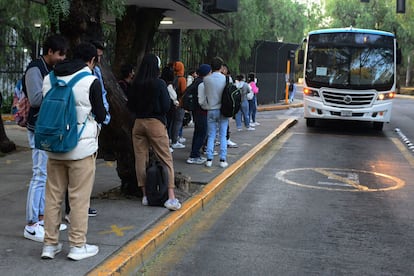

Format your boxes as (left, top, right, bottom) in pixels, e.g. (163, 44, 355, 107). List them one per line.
(0, 94, 13, 114)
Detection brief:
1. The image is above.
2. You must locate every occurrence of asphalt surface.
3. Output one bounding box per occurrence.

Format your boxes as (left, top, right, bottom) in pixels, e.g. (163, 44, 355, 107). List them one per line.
(0, 101, 300, 275)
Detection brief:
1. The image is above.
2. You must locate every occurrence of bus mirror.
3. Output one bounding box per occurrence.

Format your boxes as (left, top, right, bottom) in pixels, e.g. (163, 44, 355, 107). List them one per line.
(397, 48, 402, 65)
(298, 49, 304, 64)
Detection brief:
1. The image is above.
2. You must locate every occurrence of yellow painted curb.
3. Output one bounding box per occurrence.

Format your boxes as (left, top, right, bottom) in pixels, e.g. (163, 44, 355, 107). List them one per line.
(87, 118, 297, 276)
(1, 114, 14, 121)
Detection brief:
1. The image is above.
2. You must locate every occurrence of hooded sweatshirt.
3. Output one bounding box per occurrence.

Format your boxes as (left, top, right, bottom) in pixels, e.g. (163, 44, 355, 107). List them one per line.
(173, 61, 187, 106)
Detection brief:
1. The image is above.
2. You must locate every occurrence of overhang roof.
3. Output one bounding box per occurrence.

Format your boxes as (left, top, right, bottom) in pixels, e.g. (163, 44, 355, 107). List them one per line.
(31, 0, 225, 30)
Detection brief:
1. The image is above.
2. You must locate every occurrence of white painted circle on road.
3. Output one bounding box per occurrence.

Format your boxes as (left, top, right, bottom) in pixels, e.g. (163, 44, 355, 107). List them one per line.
(275, 168, 405, 192)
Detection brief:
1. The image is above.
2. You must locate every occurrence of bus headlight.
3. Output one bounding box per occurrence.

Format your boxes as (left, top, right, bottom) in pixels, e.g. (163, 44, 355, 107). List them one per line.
(303, 88, 319, 97)
(377, 92, 395, 101)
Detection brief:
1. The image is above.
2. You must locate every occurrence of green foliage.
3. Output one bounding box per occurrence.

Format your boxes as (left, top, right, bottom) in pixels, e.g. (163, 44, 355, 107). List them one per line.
(46, 0, 70, 31)
(102, 0, 126, 19)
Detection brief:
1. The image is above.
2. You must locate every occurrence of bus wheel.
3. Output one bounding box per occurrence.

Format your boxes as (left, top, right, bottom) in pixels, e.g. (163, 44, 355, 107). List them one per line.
(373, 122, 384, 131)
(306, 118, 316, 127)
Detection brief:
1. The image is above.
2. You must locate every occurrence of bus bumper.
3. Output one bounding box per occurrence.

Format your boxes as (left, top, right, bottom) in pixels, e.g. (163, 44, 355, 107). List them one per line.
(303, 98, 392, 123)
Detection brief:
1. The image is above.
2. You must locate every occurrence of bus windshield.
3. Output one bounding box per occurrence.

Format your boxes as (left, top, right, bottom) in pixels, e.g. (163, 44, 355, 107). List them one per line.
(305, 32, 394, 91)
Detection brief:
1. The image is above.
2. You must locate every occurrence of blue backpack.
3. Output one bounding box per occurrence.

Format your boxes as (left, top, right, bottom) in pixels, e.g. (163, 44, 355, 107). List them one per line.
(35, 71, 91, 153)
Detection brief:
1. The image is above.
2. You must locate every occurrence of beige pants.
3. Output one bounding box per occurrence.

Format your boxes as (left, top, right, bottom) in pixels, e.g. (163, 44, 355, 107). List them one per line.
(132, 118, 175, 188)
(43, 155, 96, 247)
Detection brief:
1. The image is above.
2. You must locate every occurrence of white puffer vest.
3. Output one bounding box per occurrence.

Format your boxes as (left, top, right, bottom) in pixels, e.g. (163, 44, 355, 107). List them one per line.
(42, 67, 100, 160)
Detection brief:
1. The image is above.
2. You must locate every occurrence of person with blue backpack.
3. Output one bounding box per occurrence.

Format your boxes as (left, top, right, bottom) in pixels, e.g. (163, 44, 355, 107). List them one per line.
(40, 42, 106, 261)
(23, 34, 68, 243)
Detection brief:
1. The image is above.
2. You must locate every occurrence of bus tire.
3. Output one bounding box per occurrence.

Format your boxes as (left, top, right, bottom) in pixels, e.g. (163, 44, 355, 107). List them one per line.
(373, 122, 384, 131)
(306, 118, 316, 127)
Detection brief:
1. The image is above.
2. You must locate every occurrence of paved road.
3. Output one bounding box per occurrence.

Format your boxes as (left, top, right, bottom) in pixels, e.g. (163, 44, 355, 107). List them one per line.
(143, 105, 414, 275)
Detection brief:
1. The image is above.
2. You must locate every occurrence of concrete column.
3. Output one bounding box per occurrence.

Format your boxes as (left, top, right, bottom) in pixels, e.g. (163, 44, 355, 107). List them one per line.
(168, 29, 181, 62)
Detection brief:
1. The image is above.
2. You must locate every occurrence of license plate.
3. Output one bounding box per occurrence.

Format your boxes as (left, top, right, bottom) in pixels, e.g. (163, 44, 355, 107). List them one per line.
(341, 111, 352, 117)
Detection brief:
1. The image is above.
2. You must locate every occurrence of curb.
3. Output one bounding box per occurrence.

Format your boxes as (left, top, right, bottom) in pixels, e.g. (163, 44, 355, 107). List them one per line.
(87, 117, 298, 275)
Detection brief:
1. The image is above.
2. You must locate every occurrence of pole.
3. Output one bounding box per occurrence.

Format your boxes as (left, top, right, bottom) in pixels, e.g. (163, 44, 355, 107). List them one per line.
(285, 59, 290, 104)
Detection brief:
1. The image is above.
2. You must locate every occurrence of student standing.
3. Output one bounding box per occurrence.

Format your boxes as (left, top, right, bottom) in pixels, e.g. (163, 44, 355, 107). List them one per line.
(202, 57, 229, 168)
(127, 54, 181, 211)
(41, 42, 106, 260)
(186, 64, 211, 165)
(23, 34, 68, 243)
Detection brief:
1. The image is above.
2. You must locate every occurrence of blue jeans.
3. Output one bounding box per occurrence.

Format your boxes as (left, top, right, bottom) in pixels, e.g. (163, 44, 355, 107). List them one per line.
(190, 111, 207, 158)
(249, 94, 257, 123)
(171, 107, 185, 144)
(26, 131, 47, 224)
(235, 99, 250, 129)
(206, 109, 228, 161)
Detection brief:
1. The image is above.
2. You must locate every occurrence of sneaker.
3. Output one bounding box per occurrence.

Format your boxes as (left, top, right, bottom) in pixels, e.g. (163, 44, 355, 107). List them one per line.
(164, 198, 181, 211)
(246, 127, 255, 131)
(203, 150, 218, 156)
(39, 220, 68, 231)
(219, 161, 229, 168)
(227, 139, 238, 148)
(67, 244, 99, 261)
(64, 214, 70, 224)
(178, 137, 186, 143)
(142, 196, 148, 206)
(250, 122, 256, 127)
(171, 142, 185, 149)
(254, 121, 260, 126)
(205, 160, 213, 167)
(88, 208, 97, 217)
(215, 141, 220, 146)
(169, 147, 174, 153)
(41, 243, 63, 259)
(24, 223, 44, 242)
(237, 128, 243, 132)
(186, 157, 207, 164)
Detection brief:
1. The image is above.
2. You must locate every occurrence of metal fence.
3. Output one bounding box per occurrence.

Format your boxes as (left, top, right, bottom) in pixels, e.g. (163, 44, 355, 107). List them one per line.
(0, 29, 30, 112)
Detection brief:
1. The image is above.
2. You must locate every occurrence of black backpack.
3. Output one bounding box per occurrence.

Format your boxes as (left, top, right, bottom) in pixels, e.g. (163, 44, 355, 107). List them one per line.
(145, 154, 169, 206)
(182, 78, 202, 111)
(220, 76, 241, 117)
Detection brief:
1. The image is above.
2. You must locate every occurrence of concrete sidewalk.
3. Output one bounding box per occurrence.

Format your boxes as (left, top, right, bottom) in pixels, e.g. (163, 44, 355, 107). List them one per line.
(0, 102, 300, 275)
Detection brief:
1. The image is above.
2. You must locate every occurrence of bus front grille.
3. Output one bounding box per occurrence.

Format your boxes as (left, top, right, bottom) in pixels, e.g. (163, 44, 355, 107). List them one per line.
(321, 90, 375, 108)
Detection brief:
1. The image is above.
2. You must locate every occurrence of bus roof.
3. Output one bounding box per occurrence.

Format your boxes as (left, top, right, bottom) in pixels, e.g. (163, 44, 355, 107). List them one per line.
(308, 27, 394, 38)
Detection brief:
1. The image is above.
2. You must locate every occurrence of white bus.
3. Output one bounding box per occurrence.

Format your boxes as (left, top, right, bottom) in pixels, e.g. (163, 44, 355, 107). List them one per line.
(299, 27, 400, 130)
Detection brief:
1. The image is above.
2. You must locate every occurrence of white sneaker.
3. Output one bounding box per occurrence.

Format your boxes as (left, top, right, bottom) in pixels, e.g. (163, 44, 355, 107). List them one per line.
(142, 196, 148, 206)
(227, 139, 238, 148)
(178, 137, 186, 143)
(171, 142, 185, 149)
(246, 127, 255, 131)
(59, 223, 67, 231)
(169, 147, 174, 153)
(219, 161, 229, 168)
(186, 157, 207, 164)
(203, 150, 218, 156)
(253, 121, 260, 126)
(24, 223, 44, 242)
(41, 243, 63, 259)
(39, 219, 68, 230)
(250, 122, 256, 127)
(67, 244, 99, 261)
(205, 160, 213, 167)
(164, 198, 181, 211)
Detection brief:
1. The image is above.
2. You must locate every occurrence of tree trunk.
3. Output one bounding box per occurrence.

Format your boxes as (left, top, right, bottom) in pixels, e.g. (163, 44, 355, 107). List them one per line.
(113, 6, 165, 77)
(58, 1, 165, 196)
(100, 6, 164, 195)
(406, 54, 412, 87)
